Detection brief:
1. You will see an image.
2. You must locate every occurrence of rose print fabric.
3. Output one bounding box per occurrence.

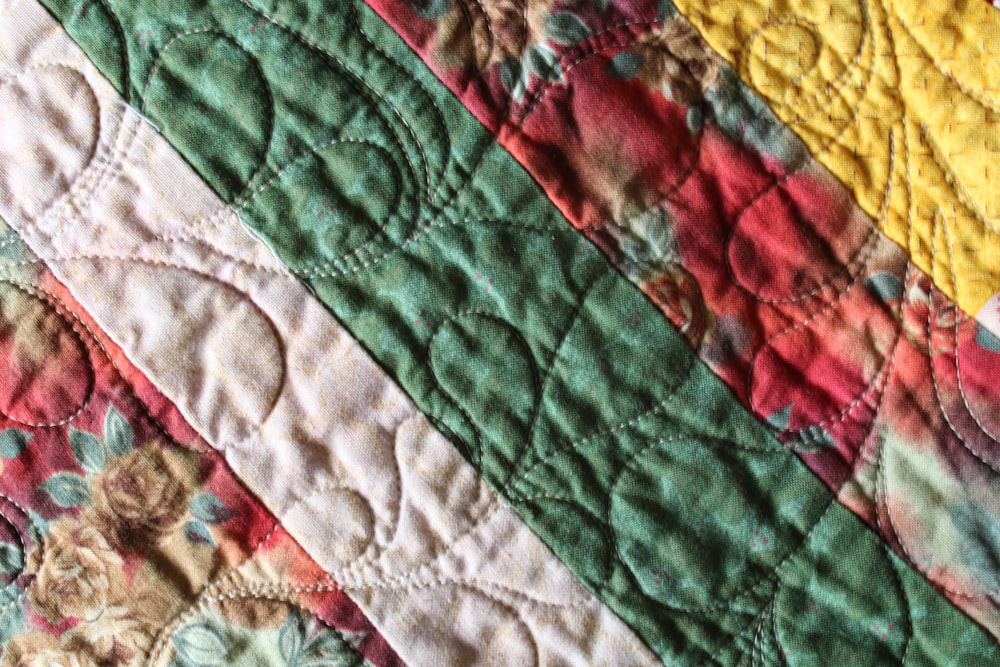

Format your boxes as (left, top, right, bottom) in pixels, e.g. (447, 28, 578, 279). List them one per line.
(362, 0, 1000, 643)
(26, 0, 1000, 664)
(0, 1, 659, 664)
(0, 0, 998, 663)
(0, 223, 400, 666)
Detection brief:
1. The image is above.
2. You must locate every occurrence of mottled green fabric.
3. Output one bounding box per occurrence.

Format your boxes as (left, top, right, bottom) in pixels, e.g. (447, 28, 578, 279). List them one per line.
(41, 0, 1000, 661)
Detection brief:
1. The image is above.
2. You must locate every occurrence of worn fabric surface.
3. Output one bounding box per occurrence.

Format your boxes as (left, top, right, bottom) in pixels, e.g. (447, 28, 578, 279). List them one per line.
(0, 0, 998, 663)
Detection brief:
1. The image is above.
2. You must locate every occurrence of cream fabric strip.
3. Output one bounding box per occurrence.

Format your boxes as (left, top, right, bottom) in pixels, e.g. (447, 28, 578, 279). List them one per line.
(0, 1, 658, 664)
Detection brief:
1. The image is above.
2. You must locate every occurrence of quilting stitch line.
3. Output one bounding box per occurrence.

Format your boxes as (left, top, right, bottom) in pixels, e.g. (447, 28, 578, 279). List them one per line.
(33, 0, 1000, 661)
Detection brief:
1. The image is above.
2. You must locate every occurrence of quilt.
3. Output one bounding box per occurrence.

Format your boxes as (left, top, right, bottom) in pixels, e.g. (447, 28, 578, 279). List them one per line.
(0, 0, 998, 663)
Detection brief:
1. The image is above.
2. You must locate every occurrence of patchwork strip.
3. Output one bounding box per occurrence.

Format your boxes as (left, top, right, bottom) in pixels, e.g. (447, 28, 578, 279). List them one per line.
(0, 1, 660, 664)
(362, 0, 1000, 641)
(32, 0, 1000, 661)
(671, 0, 1000, 331)
(0, 220, 401, 665)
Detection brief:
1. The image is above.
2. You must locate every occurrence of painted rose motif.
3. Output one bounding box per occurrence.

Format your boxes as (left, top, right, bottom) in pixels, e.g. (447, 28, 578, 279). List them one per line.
(26, 518, 123, 624)
(62, 604, 153, 665)
(0, 241, 400, 663)
(424, 0, 553, 71)
(218, 595, 291, 630)
(632, 17, 722, 104)
(86, 443, 190, 549)
(643, 264, 714, 348)
(609, 15, 723, 105)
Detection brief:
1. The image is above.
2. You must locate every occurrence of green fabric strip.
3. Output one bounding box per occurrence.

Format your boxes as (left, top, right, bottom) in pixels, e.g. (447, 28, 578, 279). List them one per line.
(39, 0, 1000, 661)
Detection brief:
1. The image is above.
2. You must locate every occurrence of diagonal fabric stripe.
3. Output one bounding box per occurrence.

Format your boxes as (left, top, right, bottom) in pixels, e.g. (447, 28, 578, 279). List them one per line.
(672, 0, 1000, 332)
(363, 0, 1000, 641)
(0, 1, 660, 664)
(28, 0, 1000, 661)
(0, 213, 404, 666)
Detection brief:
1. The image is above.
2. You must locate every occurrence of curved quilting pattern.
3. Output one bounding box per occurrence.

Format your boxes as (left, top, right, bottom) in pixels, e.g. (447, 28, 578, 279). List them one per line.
(525, 270, 697, 456)
(672, 0, 1000, 329)
(149, 583, 372, 667)
(56, 0, 130, 97)
(78, 259, 285, 445)
(429, 312, 538, 472)
(0, 256, 400, 662)
(607, 435, 827, 610)
(241, 139, 414, 271)
(0, 65, 98, 220)
(931, 321, 1000, 470)
(747, 278, 897, 448)
(285, 485, 376, 564)
(31, 0, 1000, 662)
(143, 29, 272, 201)
(397, 584, 539, 667)
(0, 3, 660, 664)
(387, 414, 495, 560)
(0, 281, 93, 426)
(726, 168, 873, 304)
(356, 0, 1000, 648)
(876, 413, 1000, 616)
(771, 510, 909, 665)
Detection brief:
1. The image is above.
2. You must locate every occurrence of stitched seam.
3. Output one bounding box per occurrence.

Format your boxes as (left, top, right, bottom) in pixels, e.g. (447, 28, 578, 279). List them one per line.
(0, 281, 96, 428)
(510, 340, 696, 495)
(352, 3, 450, 200)
(231, 0, 432, 205)
(0, 493, 32, 580)
(738, 2, 871, 125)
(924, 223, 1000, 474)
(503, 269, 609, 489)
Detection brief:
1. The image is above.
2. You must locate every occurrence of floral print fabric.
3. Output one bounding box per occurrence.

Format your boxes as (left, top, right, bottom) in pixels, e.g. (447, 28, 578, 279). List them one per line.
(367, 0, 1000, 643)
(672, 0, 1000, 331)
(2, 0, 999, 662)
(0, 1, 659, 664)
(25, 0, 1000, 663)
(0, 231, 400, 667)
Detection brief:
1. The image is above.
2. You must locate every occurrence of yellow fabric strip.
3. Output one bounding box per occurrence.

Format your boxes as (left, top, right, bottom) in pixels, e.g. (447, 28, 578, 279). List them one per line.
(673, 0, 1000, 329)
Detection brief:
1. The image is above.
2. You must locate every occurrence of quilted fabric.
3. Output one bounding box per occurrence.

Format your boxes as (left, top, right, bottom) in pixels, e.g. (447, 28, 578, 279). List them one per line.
(0, 236, 400, 662)
(0, 0, 999, 663)
(24, 0, 1000, 662)
(365, 0, 1000, 641)
(671, 0, 1000, 332)
(0, 1, 659, 664)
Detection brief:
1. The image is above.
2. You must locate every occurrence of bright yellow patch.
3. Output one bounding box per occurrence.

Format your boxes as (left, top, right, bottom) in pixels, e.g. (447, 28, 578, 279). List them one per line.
(674, 0, 1000, 318)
